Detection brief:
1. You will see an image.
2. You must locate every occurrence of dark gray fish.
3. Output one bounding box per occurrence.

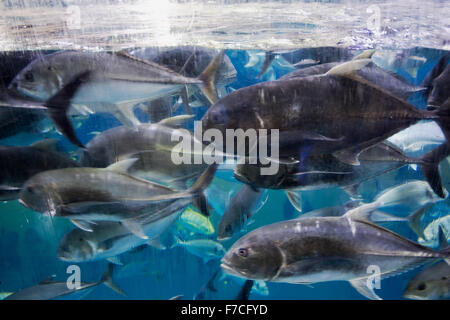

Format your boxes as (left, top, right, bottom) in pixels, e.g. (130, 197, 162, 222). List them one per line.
(0, 140, 78, 200)
(403, 260, 450, 300)
(280, 61, 425, 100)
(203, 61, 450, 193)
(298, 200, 361, 219)
(217, 184, 267, 241)
(421, 54, 449, 104)
(5, 264, 124, 300)
(221, 205, 450, 300)
(258, 46, 353, 77)
(19, 160, 217, 237)
(80, 122, 208, 190)
(234, 142, 446, 198)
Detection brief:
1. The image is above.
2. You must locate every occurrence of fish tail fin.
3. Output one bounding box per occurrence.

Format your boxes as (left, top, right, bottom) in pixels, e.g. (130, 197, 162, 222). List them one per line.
(419, 143, 449, 198)
(197, 50, 225, 104)
(101, 263, 126, 296)
(421, 54, 449, 96)
(186, 164, 218, 217)
(45, 71, 91, 149)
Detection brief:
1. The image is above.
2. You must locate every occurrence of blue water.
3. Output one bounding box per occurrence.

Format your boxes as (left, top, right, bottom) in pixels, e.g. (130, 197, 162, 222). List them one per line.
(0, 47, 449, 300)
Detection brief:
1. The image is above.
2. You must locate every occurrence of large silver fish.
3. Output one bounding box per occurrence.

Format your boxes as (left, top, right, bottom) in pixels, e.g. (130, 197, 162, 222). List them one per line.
(221, 204, 450, 300)
(8, 50, 223, 139)
(80, 120, 207, 190)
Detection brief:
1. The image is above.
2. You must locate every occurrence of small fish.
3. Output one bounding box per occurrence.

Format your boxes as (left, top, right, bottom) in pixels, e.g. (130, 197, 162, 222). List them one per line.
(221, 204, 450, 300)
(178, 206, 215, 236)
(404, 261, 450, 300)
(0, 292, 13, 300)
(5, 264, 124, 300)
(176, 237, 226, 262)
(218, 184, 268, 241)
(194, 269, 221, 300)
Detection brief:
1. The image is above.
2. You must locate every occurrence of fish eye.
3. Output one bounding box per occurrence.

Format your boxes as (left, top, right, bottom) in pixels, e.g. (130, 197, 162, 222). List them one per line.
(24, 71, 34, 82)
(442, 276, 448, 280)
(417, 283, 427, 291)
(79, 238, 83, 242)
(238, 248, 248, 257)
(225, 225, 232, 233)
(26, 186, 35, 194)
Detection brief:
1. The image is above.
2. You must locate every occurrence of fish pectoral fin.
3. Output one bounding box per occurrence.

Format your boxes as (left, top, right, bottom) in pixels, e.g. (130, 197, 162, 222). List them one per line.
(70, 219, 96, 232)
(121, 219, 148, 240)
(286, 190, 302, 213)
(106, 256, 123, 266)
(349, 278, 382, 300)
(146, 237, 166, 250)
(343, 202, 381, 222)
(106, 158, 138, 173)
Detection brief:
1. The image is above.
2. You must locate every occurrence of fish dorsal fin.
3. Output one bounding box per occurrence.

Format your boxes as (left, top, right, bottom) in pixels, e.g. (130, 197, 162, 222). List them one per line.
(30, 139, 60, 152)
(70, 219, 96, 232)
(39, 276, 56, 285)
(286, 190, 302, 213)
(114, 50, 184, 78)
(438, 225, 449, 250)
(343, 202, 381, 222)
(349, 278, 382, 300)
(106, 158, 138, 173)
(158, 114, 195, 127)
(106, 256, 123, 266)
(352, 49, 376, 60)
(146, 237, 166, 250)
(325, 59, 372, 77)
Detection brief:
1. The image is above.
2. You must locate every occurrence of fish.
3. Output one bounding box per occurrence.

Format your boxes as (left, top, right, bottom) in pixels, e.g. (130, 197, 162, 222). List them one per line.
(79, 120, 208, 190)
(19, 159, 217, 238)
(297, 200, 361, 219)
(0, 292, 14, 300)
(235, 280, 254, 300)
(403, 261, 450, 300)
(234, 141, 447, 199)
(175, 237, 226, 262)
(9, 50, 223, 133)
(217, 184, 268, 241)
(280, 61, 426, 100)
(202, 59, 450, 171)
(0, 139, 79, 200)
(4, 264, 124, 300)
(168, 294, 184, 300)
(221, 204, 450, 300)
(0, 72, 90, 147)
(177, 206, 215, 236)
(57, 198, 193, 263)
(258, 46, 353, 77)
